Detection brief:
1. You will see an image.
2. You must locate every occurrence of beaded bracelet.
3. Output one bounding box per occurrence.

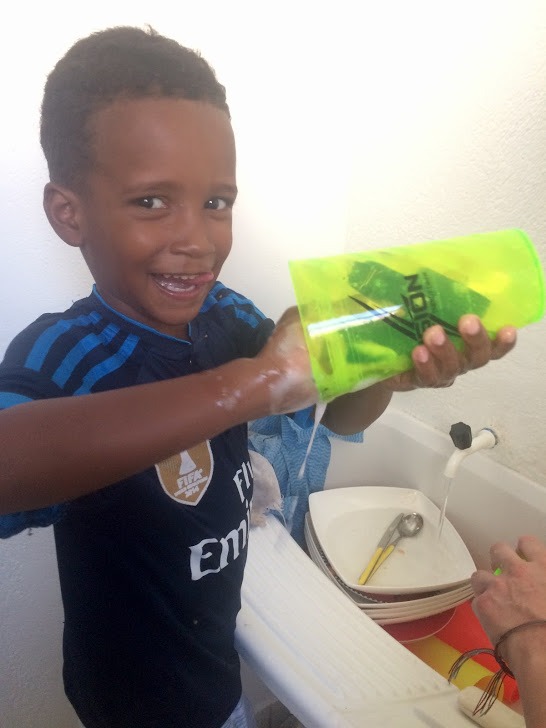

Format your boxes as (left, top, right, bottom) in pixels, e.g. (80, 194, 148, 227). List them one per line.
(448, 618, 546, 717)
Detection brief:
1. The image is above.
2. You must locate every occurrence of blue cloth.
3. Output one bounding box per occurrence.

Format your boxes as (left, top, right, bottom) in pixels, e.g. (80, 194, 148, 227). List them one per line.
(0, 504, 66, 538)
(249, 408, 363, 546)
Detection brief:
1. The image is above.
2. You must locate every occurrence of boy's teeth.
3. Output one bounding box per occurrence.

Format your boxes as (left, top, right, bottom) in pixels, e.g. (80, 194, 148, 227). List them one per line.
(155, 274, 197, 292)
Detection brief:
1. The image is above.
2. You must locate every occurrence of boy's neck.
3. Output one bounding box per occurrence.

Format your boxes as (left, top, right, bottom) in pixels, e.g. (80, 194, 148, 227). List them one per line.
(91, 285, 191, 342)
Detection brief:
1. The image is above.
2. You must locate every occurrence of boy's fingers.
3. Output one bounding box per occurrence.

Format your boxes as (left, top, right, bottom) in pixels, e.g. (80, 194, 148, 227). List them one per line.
(383, 317, 516, 392)
(459, 316, 517, 365)
(457, 315, 494, 370)
(490, 326, 517, 360)
(411, 325, 468, 388)
(421, 326, 460, 377)
(409, 352, 452, 389)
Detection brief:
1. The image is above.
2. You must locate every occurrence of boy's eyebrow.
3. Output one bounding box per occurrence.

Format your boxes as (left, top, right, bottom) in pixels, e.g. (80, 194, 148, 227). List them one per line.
(122, 180, 238, 198)
(212, 182, 238, 199)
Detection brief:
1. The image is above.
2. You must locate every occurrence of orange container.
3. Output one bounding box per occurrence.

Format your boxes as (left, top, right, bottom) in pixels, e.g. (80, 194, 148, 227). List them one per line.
(400, 601, 519, 704)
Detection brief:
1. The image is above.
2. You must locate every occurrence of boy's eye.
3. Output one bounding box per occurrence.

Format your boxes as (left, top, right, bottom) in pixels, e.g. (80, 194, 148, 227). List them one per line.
(137, 197, 166, 210)
(205, 197, 231, 211)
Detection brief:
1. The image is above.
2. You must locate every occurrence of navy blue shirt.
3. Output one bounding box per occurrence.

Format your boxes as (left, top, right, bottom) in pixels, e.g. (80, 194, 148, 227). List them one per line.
(0, 284, 274, 728)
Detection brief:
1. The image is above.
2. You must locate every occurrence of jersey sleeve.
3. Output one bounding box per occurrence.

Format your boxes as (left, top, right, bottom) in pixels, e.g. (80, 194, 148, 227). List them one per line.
(193, 283, 275, 365)
(215, 284, 275, 357)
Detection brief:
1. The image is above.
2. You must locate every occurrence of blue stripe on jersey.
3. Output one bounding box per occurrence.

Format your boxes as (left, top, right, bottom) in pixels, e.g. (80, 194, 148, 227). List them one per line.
(74, 333, 140, 395)
(25, 312, 103, 371)
(200, 282, 225, 311)
(204, 285, 265, 314)
(233, 307, 263, 328)
(52, 323, 120, 388)
(0, 392, 33, 409)
(201, 284, 265, 328)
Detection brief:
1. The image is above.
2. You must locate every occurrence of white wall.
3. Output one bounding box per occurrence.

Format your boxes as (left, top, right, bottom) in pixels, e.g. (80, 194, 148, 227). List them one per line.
(1, 2, 545, 726)
(343, 2, 546, 484)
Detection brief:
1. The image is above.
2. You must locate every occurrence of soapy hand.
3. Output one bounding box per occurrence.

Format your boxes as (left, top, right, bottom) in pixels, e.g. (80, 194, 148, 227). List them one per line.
(471, 535, 546, 648)
(385, 315, 517, 392)
(255, 307, 319, 415)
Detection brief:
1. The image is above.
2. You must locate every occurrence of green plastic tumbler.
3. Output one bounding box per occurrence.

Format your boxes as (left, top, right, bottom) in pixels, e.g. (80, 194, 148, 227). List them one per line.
(289, 229, 545, 401)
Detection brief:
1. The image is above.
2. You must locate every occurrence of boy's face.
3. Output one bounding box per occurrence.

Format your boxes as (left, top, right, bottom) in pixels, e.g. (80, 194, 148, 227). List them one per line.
(73, 97, 236, 339)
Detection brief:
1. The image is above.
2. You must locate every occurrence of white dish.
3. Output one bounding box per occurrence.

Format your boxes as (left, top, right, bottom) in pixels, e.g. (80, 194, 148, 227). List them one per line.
(304, 515, 473, 617)
(361, 586, 473, 615)
(305, 516, 472, 625)
(304, 517, 383, 606)
(379, 609, 456, 640)
(358, 583, 473, 613)
(308, 486, 476, 595)
(362, 591, 472, 622)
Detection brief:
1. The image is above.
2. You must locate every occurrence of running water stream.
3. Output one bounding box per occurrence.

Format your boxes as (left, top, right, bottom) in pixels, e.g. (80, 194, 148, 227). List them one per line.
(298, 402, 327, 479)
(437, 475, 453, 540)
(277, 402, 327, 535)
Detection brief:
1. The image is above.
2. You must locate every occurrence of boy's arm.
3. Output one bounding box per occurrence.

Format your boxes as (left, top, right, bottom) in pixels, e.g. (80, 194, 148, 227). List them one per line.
(0, 309, 517, 512)
(322, 314, 516, 435)
(0, 310, 316, 513)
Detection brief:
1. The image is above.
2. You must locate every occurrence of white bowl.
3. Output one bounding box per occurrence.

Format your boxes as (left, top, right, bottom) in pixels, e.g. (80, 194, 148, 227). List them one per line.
(305, 514, 473, 624)
(362, 590, 472, 622)
(308, 486, 476, 595)
(304, 513, 473, 623)
(304, 514, 472, 608)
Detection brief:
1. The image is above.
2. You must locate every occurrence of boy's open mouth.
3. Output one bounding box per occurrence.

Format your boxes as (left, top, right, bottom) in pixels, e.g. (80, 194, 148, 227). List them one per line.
(152, 272, 214, 294)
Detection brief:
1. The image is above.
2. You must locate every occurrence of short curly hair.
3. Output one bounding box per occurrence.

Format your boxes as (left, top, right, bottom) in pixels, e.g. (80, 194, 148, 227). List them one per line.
(40, 26, 230, 190)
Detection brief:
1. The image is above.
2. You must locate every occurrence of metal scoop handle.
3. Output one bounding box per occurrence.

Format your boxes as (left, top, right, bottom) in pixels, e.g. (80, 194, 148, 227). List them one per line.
(357, 512, 404, 585)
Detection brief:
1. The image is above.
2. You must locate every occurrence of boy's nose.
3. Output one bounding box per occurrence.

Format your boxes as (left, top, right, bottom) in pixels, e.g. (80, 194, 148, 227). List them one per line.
(168, 207, 215, 257)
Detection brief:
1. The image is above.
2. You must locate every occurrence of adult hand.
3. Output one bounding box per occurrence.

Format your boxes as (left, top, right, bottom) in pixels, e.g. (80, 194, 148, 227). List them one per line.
(471, 537, 546, 728)
(471, 535, 546, 647)
(385, 315, 517, 392)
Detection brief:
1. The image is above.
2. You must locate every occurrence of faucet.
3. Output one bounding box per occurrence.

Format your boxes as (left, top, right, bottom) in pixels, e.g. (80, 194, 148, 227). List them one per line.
(443, 422, 498, 479)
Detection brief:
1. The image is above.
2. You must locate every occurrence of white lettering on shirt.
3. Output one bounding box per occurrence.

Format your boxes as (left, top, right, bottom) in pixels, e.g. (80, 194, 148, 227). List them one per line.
(189, 507, 250, 581)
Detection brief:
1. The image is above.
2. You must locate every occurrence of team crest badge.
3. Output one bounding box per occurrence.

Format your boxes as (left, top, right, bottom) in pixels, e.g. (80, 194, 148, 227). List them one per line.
(155, 441, 214, 506)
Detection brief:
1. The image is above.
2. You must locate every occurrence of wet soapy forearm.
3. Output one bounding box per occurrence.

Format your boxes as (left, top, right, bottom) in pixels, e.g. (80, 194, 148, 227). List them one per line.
(0, 357, 287, 513)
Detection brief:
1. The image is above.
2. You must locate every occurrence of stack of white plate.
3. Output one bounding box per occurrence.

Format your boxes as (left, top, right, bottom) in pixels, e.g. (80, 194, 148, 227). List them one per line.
(304, 486, 476, 641)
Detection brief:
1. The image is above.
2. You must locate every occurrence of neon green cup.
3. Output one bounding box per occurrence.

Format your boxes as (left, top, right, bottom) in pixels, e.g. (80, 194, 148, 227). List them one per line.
(289, 229, 545, 401)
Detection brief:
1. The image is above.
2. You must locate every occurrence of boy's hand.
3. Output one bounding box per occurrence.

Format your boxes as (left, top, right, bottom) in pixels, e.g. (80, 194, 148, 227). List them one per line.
(385, 315, 517, 392)
(258, 311, 516, 419)
(255, 307, 319, 415)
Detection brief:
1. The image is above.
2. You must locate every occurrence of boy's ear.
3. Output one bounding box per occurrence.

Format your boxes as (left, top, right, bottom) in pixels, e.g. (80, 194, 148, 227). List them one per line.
(43, 182, 85, 248)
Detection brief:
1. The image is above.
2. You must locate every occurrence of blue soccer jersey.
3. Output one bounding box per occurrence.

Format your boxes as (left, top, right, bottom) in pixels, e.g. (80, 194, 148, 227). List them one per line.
(0, 284, 274, 728)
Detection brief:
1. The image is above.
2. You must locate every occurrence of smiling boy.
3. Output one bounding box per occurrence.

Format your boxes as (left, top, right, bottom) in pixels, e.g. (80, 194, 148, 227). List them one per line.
(55, 96, 237, 337)
(0, 26, 516, 728)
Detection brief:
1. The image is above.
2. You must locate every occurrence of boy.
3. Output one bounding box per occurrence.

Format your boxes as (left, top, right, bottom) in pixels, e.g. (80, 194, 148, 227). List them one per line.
(0, 26, 516, 728)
